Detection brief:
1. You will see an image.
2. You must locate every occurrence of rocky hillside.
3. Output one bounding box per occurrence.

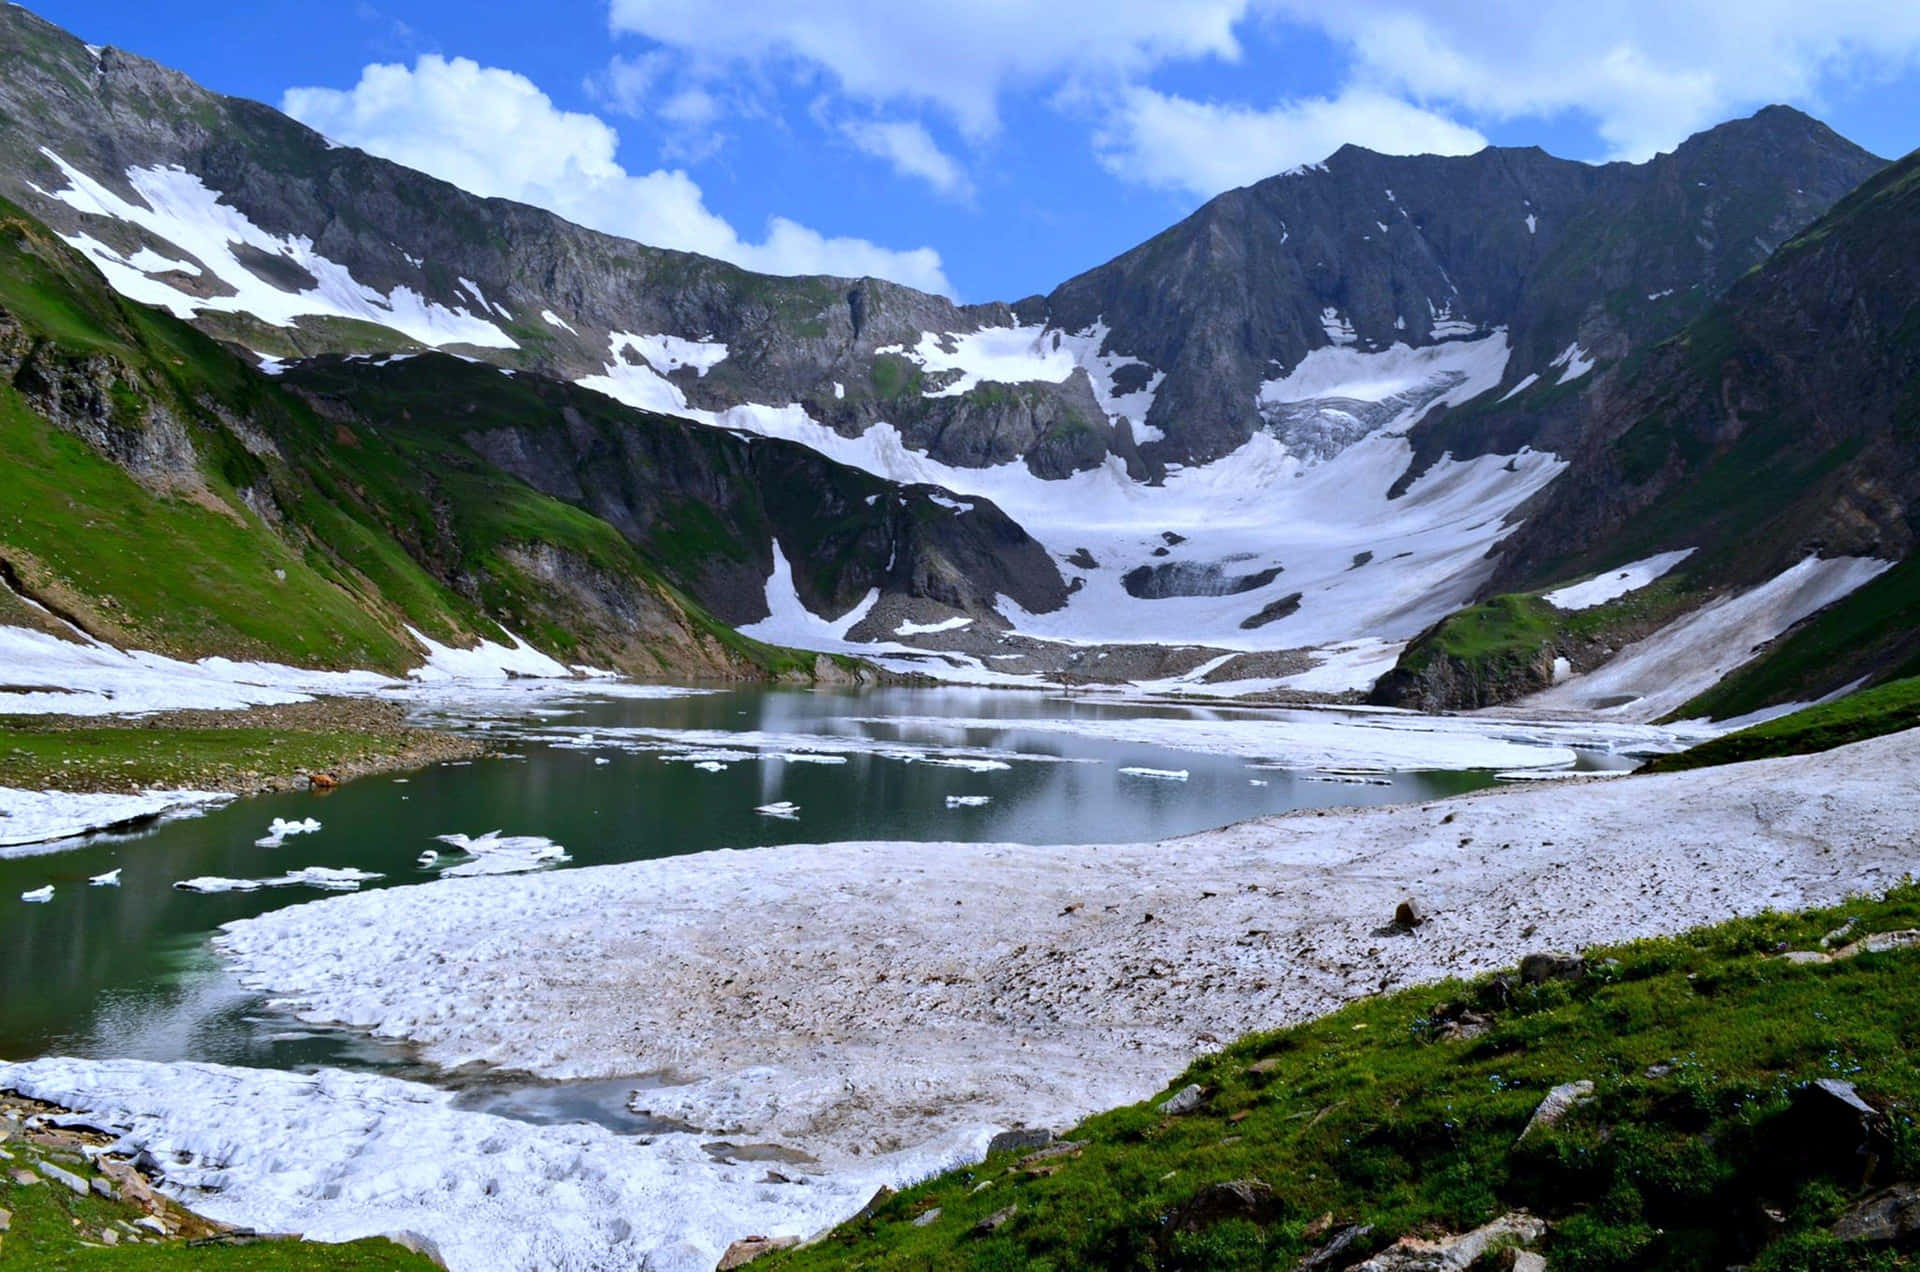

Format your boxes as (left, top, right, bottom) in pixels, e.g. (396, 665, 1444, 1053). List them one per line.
(0, 192, 1057, 679)
(1374, 146, 1920, 717)
(0, 5, 1882, 480)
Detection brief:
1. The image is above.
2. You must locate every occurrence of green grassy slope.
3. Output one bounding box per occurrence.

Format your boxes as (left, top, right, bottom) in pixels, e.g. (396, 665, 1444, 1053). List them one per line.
(1647, 679, 1920, 773)
(0, 196, 841, 679)
(772, 887, 1920, 1272)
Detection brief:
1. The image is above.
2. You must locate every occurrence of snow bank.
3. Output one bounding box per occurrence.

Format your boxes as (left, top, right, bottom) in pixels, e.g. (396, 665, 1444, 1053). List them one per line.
(736, 544, 878, 649)
(1542, 549, 1694, 611)
(0, 787, 232, 853)
(202, 727, 1920, 1246)
(405, 627, 575, 682)
(1525, 555, 1893, 720)
(0, 1057, 969, 1272)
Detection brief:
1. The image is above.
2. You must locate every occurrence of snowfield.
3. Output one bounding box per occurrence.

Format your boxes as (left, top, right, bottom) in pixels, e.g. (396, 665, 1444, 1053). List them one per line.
(16, 728, 1889, 1270)
(0, 788, 232, 854)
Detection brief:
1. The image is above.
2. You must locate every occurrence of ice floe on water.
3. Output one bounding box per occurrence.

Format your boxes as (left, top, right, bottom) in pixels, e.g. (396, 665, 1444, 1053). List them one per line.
(754, 801, 801, 820)
(20, 884, 53, 903)
(0, 1057, 966, 1272)
(1119, 766, 1189, 781)
(173, 866, 383, 894)
(431, 832, 570, 878)
(90, 868, 122, 886)
(945, 794, 992, 808)
(0, 786, 234, 853)
(254, 817, 322, 848)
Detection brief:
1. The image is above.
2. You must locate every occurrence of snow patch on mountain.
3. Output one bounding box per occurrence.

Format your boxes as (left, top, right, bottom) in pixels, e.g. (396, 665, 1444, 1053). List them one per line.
(1550, 341, 1595, 383)
(878, 325, 1077, 397)
(34, 149, 516, 350)
(1525, 555, 1893, 720)
(1542, 549, 1695, 611)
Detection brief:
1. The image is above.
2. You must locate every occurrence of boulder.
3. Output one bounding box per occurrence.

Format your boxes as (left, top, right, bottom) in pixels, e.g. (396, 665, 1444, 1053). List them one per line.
(1833, 1183, 1920, 1246)
(1300, 1223, 1374, 1270)
(972, 1205, 1017, 1237)
(1159, 1084, 1207, 1116)
(717, 1235, 800, 1269)
(912, 1207, 943, 1228)
(1775, 1079, 1888, 1187)
(1517, 1081, 1595, 1142)
(1393, 898, 1427, 930)
(1519, 952, 1584, 985)
(1351, 1212, 1547, 1270)
(986, 1127, 1053, 1157)
(36, 1160, 88, 1197)
(1166, 1179, 1280, 1234)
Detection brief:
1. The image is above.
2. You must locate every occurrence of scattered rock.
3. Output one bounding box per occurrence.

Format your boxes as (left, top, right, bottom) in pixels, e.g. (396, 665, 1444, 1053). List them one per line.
(1392, 898, 1427, 930)
(1519, 952, 1585, 985)
(1509, 1253, 1548, 1272)
(717, 1235, 800, 1269)
(1159, 1084, 1207, 1116)
(1779, 950, 1832, 965)
(37, 1160, 89, 1196)
(1166, 1179, 1280, 1234)
(1777, 1078, 1888, 1187)
(9, 1170, 35, 1187)
(972, 1205, 1017, 1237)
(1064, 548, 1099, 570)
(851, 1185, 895, 1222)
(1017, 1141, 1085, 1170)
(1832, 1182, 1920, 1246)
(1247, 1057, 1284, 1077)
(912, 1207, 942, 1228)
(987, 1127, 1054, 1157)
(100, 1227, 119, 1245)
(1300, 1223, 1374, 1270)
(1351, 1212, 1547, 1270)
(0, 1207, 9, 1233)
(1517, 1081, 1596, 1142)
(1834, 930, 1920, 960)
(90, 1174, 115, 1200)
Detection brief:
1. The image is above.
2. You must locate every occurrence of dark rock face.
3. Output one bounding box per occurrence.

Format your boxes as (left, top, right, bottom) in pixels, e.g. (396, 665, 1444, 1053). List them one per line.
(285, 356, 1068, 627)
(1833, 1184, 1920, 1247)
(0, 8, 1883, 483)
(1044, 111, 1883, 467)
(1120, 560, 1284, 599)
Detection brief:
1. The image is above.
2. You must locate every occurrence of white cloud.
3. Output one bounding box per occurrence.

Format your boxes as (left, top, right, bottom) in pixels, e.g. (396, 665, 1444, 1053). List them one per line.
(1273, 1, 1920, 159)
(604, 0, 1920, 175)
(282, 55, 953, 294)
(606, 0, 1252, 137)
(1094, 86, 1486, 196)
(838, 119, 973, 198)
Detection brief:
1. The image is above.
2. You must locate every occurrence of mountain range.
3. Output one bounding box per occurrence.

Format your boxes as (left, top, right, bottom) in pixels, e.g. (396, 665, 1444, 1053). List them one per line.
(1, 2, 1915, 720)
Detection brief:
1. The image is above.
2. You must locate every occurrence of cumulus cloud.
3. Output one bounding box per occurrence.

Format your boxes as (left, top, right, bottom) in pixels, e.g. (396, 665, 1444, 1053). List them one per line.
(283, 55, 953, 293)
(1267, 1, 1920, 159)
(1094, 86, 1486, 196)
(604, 0, 1920, 179)
(838, 119, 973, 198)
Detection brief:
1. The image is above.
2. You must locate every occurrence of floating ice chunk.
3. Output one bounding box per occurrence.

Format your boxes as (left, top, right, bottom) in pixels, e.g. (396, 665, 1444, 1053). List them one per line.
(174, 866, 381, 894)
(593, 757, 610, 766)
(755, 802, 801, 820)
(1525, 213, 1537, 234)
(1542, 549, 1695, 611)
(944, 795, 992, 808)
(773, 753, 848, 765)
(432, 831, 570, 878)
(21, 885, 53, 903)
(692, 761, 728, 773)
(1119, 766, 1189, 781)
(921, 758, 1011, 772)
(417, 851, 439, 867)
(1249, 778, 1269, 786)
(89, 868, 122, 886)
(255, 816, 322, 848)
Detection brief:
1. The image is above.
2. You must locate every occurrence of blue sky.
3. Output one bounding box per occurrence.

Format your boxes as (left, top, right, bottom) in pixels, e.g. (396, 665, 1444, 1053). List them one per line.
(36, 0, 1920, 301)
